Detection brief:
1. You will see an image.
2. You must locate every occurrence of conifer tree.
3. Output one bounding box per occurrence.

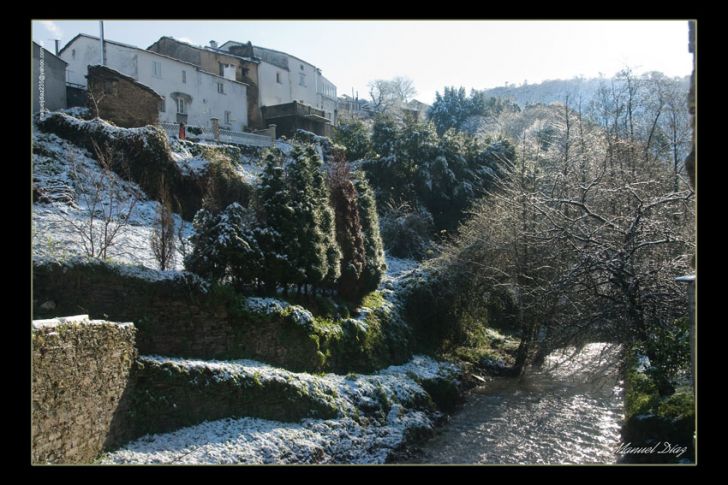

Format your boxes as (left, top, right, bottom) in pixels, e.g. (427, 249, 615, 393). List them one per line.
(258, 150, 295, 291)
(184, 203, 262, 288)
(287, 146, 329, 292)
(307, 145, 342, 291)
(329, 150, 365, 299)
(354, 171, 387, 294)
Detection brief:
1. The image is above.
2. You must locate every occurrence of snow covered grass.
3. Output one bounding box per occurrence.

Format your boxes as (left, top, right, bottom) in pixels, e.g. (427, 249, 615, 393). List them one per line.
(168, 138, 269, 185)
(100, 413, 433, 464)
(100, 354, 459, 464)
(33, 127, 194, 271)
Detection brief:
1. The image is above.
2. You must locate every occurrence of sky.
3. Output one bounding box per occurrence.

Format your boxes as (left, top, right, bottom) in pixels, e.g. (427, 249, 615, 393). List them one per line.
(32, 20, 693, 105)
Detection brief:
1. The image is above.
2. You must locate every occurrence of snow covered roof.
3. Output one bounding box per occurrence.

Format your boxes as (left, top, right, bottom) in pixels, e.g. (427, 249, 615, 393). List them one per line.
(147, 36, 261, 65)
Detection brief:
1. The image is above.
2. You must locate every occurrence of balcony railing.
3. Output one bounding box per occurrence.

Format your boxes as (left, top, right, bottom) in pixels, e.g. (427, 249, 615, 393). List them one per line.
(160, 122, 273, 148)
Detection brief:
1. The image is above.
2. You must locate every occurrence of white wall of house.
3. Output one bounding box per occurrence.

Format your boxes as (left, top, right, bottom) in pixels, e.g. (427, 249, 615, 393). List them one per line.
(221, 41, 337, 123)
(288, 58, 318, 108)
(60, 35, 248, 131)
(257, 61, 291, 107)
(317, 74, 337, 124)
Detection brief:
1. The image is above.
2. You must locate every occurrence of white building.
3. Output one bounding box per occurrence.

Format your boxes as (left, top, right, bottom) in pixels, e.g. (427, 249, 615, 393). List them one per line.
(59, 34, 248, 131)
(219, 41, 337, 124)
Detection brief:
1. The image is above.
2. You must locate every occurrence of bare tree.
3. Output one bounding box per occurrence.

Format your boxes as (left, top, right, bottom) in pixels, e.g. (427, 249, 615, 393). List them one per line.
(64, 141, 139, 260)
(368, 77, 417, 115)
(437, 83, 694, 377)
(150, 176, 176, 270)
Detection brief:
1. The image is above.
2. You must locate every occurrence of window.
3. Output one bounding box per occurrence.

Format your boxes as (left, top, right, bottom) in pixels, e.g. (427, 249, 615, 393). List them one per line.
(102, 79, 118, 96)
(177, 98, 186, 114)
(153, 61, 162, 78)
(224, 111, 231, 125)
(300, 64, 304, 71)
(182, 70, 186, 84)
(71, 49, 75, 59)
(160, 96, 166, 112)
(276, 72, 281, 84)
(219, 63, 225, 76)
(299, 72, 306, 87)
(217, 82, 224, 94)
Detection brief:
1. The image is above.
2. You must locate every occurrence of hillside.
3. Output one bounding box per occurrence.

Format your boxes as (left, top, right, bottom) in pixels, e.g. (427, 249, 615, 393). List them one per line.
(481, 74, 690, 108)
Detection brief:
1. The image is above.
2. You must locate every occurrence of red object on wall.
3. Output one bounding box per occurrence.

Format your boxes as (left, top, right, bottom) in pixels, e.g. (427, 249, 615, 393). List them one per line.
(179, 123, 186, 140)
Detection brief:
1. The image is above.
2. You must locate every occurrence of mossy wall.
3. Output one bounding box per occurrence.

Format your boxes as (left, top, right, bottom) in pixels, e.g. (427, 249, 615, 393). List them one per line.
(116, 358, 341, 444)
(31, 316, 137, 464)
(33, 259, 413, 373)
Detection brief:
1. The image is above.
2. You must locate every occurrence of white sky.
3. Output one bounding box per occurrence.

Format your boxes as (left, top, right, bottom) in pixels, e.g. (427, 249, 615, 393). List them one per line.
(32, 20, 693, 105)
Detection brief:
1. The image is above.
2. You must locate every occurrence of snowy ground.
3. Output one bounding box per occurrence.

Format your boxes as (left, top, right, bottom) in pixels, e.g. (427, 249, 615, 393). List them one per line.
(32, 128, 193, 271)
(100, 356, 460, 464)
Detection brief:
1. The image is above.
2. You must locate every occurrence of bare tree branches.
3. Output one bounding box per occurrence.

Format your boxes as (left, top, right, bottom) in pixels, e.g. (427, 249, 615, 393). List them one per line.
(63, 141, 139, 260)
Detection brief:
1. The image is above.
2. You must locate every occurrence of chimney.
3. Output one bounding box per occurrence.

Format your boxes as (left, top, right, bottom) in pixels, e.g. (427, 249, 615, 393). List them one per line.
(210, 40, 218, 49)
(99, 20, 106, 66)
(54, 39, 59, 56)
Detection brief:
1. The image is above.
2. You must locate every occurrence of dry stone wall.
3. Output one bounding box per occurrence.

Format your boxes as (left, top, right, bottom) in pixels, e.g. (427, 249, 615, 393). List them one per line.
(31, 315, 137, 464)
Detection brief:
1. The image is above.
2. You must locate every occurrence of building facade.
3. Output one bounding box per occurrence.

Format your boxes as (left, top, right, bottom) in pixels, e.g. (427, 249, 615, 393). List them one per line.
(32, 42, 67, 113)
(147, 37, 263, 129)
(59, 34, 248, 132)
(220, 41, 337, 129)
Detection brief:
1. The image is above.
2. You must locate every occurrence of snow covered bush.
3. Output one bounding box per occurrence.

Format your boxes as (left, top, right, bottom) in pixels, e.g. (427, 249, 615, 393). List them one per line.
(184, 203, 263, 288)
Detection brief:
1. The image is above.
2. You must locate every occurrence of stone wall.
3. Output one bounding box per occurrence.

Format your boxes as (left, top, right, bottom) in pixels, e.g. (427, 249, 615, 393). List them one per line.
(33, 259, 232, 358)
(87, 65, 162, 128)
(31, 315, 137, 464)
(33, 258, 412, 373)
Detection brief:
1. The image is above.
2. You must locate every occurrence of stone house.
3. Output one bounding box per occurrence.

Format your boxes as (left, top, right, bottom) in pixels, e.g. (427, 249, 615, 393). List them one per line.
(32, 42, 67, 113)
(87, 65, 163, 128)
(59, 34, 248, 132)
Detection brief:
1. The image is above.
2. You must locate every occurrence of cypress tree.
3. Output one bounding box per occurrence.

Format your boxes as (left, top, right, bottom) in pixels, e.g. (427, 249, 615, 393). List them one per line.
(329, 157, 365, 300)
(287, 145, 328, 292)
(258, 150, 295, 291)
(307, 145, 341, 292)
(354, 170, 387, 294)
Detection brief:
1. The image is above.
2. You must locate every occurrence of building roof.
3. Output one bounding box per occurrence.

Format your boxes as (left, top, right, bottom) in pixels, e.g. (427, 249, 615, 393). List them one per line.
(87, 64, 163, 100)
(221, 41, 317, 72)
(32, 41, 67, 65)
(147, 36, 261, 64)
(60, 34, 248, 87)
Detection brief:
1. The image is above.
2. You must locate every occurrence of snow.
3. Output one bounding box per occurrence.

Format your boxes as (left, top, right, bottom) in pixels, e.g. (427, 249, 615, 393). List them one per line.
(100, 414, 432, 464)
(100, 355, 459, 464)
(32, 314, 134, 330)
(242, 297, 288, 315)
(383, 253, 418, 282)
(33, 127, 194, 271)
(380, 355, 461, 382)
